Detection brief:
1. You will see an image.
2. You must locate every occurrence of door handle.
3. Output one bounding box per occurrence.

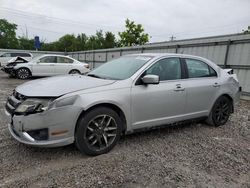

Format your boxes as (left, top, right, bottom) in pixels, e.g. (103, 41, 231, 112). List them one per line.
(174, 88, 185, 91)
(213, 82, 220, 87)
(174, 84, 185, 91)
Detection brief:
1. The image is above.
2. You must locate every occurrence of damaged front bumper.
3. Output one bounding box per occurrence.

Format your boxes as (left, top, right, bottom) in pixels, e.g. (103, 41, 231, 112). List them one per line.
(5, 104, 81, 147)
(1, 66, 16, 76)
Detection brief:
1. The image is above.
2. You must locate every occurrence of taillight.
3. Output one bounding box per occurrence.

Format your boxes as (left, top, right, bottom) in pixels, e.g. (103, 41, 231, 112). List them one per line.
(84, 64, 89, 69)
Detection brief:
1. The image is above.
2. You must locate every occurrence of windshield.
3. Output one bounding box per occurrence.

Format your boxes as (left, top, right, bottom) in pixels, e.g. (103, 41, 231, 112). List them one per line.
(88, 55, 152, 80)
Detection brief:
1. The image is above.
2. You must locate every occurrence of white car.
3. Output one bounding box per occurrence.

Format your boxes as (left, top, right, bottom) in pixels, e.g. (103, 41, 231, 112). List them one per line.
(0, 52, 33, 67)
(2, 54, 90, 79)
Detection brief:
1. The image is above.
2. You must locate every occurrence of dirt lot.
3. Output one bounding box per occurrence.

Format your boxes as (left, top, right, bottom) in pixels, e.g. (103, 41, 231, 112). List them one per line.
(0, 72, 249, 188)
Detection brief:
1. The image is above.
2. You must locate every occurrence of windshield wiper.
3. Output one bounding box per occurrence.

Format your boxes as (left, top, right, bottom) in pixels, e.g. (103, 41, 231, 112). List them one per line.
(87, 74, 103, 79)
(87, 73, 121, 80)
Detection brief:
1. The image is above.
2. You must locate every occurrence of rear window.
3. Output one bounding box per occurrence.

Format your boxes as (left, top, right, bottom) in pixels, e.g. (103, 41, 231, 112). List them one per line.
(185, 59, 217, 78)
(40, 56, 57, 63)
(57, 57, 73, 63)
(11, 53, 31, 57)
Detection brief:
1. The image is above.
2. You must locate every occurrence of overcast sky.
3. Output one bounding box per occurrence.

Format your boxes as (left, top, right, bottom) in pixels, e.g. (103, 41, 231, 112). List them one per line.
(0, 0, 249, 43)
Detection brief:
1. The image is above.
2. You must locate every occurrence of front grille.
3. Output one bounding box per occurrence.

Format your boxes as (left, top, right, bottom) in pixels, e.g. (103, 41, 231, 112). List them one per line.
(5, 91, 25, 115)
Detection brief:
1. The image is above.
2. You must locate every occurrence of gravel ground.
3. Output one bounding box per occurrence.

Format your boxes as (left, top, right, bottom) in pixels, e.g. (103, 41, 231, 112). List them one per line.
(0, 73, 249, 188)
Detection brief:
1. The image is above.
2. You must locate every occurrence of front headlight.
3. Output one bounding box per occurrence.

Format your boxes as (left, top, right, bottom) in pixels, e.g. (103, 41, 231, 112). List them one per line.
(15, 98, 54, 114)
(49, 95, 78, 109)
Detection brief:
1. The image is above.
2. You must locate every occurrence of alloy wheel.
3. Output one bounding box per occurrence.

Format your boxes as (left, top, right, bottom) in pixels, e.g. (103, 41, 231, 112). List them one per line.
(213, 99, 230, 125)
(85, 115, 117, 151)
(17, 68, 30, 79)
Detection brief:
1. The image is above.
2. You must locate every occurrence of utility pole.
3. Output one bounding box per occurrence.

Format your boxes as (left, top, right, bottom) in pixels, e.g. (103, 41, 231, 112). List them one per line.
(170, 35, 176, 41)
(25, 24, 28, 39)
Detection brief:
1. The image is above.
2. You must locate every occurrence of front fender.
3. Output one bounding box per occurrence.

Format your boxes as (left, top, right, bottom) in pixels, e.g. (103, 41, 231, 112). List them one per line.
(14, 62, 33, 69)
(73, 88, 132, 131)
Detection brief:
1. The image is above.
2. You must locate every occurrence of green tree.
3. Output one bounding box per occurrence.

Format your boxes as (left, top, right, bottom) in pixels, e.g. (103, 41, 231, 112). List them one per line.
(75, 33, 88, 51)
(40, 41, 54, 51)
(86, 30, 105, 50)
(0, 19, 119, 51)
(243, 26, 250, 34)
(56, 34, 77, 52)
(86, 35, 98, 50)
(0, 19, 19, 49)
(104, 31, 117, 48)
(18, 37, 34, 50)
(95, 30, 105, 48)
(118, 19, 149, 47)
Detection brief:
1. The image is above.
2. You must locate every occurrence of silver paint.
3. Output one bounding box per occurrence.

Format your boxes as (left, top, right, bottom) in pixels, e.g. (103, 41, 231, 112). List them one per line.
(5, 53, 240, 147)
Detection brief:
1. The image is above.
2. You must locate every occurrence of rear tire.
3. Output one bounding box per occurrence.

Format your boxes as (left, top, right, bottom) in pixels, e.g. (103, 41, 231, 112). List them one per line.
(206, 96, 232, 127)
(75, 107, 122, 156)
(16, 68, 31, 79)
(69, 69, 81, 74)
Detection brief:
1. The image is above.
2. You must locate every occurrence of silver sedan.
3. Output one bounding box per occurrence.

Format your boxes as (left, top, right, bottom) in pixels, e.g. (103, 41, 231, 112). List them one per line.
(5, 53, 241, 156)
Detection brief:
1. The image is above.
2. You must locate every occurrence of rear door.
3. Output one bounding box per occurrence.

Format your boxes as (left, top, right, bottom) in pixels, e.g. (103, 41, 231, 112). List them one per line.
(32, 56, 56, 76)
(54, 56, 74, 75)
(183, 58, 219, 116)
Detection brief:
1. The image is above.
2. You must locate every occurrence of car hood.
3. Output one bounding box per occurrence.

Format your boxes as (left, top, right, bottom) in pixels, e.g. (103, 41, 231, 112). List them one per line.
(16, 75, 116, 97)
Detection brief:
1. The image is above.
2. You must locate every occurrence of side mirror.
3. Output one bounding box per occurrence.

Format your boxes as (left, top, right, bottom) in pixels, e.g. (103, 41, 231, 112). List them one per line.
(36, 60, 41, 64)
(141, 74, 159, 85)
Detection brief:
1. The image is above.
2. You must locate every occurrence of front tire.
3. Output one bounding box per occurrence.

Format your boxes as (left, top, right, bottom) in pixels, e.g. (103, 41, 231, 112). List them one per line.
(206, 96, 232, 127)
(75, 107, 122, 156)
(16, 68, 31, 79)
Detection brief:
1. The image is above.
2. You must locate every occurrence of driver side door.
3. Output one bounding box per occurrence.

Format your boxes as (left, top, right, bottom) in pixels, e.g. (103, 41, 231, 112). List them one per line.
(131, 57, 187, 129)
(32, 56, 56, 76)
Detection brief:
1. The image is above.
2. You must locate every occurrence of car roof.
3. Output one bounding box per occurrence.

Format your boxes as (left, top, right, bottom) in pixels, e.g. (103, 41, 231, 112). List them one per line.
(126, 53, 206, 59)
(126, 53, 220, 71)
(39, 54, 71, 58)
(127, 53, 217, 64)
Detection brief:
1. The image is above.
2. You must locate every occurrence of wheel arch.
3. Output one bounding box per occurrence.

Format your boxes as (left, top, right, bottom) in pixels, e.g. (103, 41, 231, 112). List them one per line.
(17, 66, 32, 73)
(16, 67, 32, 77)
(69, 69, 81, 74)
(212, 93, 234, 113)
(221, 93, 234, 113)
(75, 103, 127, 134)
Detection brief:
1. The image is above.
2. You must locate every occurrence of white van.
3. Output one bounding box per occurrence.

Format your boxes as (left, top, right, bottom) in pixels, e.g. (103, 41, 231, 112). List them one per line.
(0, 52, 33, 67)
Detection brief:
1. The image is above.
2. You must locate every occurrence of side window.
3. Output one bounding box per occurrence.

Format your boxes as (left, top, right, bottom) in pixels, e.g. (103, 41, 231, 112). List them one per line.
(185, 59, 217, 78)
(10, 53, 30, 57)
(39, 56, 57, 63)
(209, 66, 217, 77)
(11, 53, 18, 57)
(57, 57, 73, 63)
(146, 58, 181, 81)
(20, 53, 31, 57)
